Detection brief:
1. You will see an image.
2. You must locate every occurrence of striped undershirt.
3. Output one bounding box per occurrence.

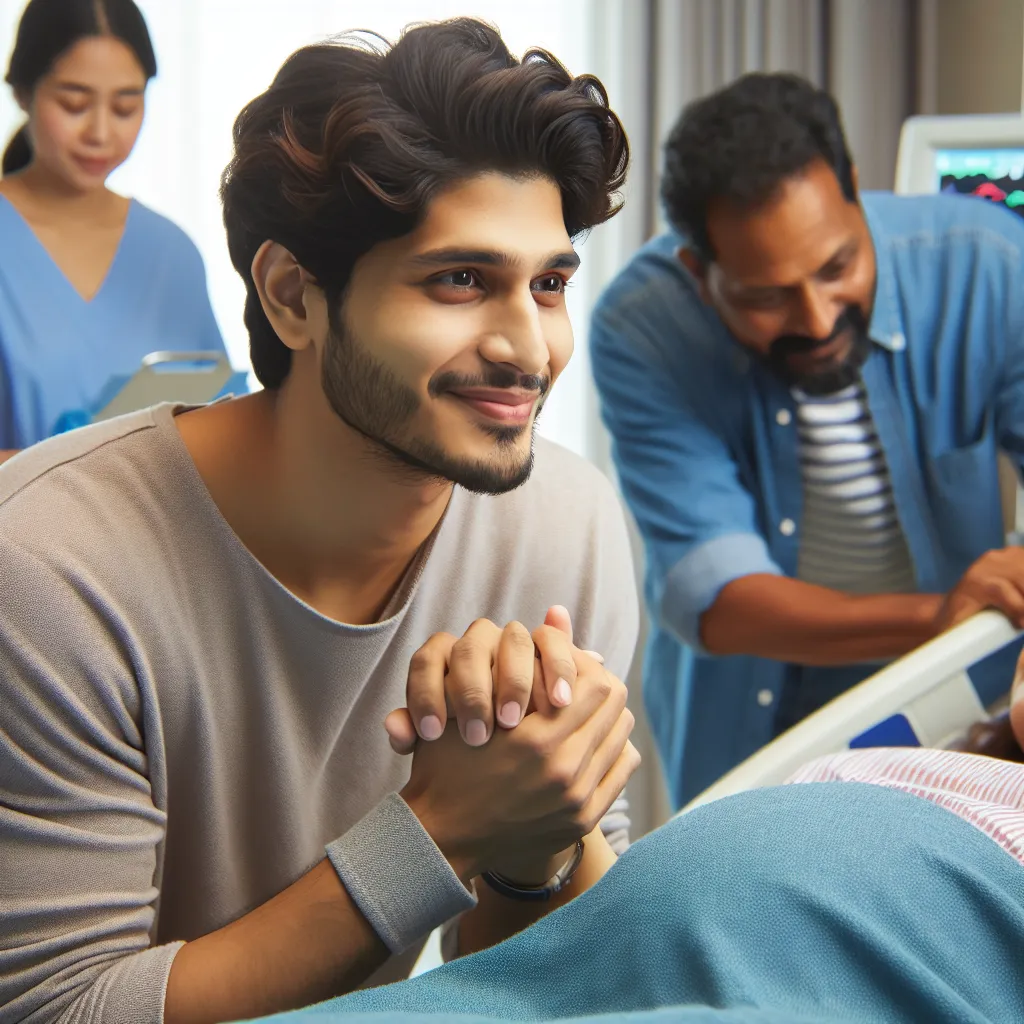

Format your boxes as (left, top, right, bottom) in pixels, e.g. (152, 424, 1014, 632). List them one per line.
(793, 381, 916, 594)
(789, 747, 1024, 867)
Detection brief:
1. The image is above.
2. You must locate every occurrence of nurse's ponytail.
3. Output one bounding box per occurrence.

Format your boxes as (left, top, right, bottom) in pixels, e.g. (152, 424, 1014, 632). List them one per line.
(2, 125, 32, 177)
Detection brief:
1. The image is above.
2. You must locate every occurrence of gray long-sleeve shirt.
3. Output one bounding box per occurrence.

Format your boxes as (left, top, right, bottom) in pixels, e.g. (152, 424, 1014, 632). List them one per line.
(0, 405, 639, 1023)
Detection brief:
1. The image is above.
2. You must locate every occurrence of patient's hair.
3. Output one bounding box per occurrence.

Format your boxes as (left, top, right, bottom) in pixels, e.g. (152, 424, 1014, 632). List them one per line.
(661, 72, 855, 261)
(221, 18, 629, 389)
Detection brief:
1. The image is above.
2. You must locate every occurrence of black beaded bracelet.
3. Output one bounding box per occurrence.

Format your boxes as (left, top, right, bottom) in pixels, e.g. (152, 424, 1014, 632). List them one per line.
(480, 839, 585, 902)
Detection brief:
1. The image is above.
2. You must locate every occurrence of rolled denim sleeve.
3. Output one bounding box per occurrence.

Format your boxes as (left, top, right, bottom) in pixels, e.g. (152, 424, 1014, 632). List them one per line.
(590, 281, 782, 652)
(661, 533, 782, 648)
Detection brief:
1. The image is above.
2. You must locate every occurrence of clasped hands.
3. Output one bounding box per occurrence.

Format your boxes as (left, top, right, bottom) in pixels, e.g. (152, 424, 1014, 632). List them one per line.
(392, 605, 640, 885)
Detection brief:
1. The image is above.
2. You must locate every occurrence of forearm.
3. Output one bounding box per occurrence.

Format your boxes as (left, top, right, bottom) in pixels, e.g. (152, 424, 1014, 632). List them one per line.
(457, 827, 618, 957)
(699, 574, 943, 666)
(164, 859, 388, 1024)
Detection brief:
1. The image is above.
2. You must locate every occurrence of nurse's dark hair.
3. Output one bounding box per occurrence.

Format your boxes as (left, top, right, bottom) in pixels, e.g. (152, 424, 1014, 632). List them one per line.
(662, 72, 856, 261)
(221, 17, 629, 390)
(2, 0, 157, 176)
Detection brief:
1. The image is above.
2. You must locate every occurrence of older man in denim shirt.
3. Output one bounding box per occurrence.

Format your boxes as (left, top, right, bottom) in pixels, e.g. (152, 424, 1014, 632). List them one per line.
(592, 73, 1024, 807)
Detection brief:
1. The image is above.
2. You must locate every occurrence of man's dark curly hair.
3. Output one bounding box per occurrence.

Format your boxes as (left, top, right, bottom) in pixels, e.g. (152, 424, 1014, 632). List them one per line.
(661, 72, 856, 260)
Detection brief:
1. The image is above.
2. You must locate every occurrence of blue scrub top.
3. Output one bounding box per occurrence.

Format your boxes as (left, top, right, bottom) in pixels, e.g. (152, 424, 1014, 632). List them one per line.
(0, 195, 228, 448)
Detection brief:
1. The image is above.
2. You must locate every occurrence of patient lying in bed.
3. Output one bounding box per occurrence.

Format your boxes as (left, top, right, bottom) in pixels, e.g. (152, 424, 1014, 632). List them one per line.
(246, 650, 1024, 1024)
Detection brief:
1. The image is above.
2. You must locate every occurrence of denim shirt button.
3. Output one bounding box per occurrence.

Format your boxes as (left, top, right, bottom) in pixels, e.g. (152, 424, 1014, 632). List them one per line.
(779, 518, 796, 536)
(775, 409, 792, 426)
(756, 689, 774, 707)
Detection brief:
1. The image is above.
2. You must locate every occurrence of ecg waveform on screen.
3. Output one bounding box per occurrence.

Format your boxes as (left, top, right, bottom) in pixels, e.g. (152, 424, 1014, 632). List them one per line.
(941, 173, 1024, 216)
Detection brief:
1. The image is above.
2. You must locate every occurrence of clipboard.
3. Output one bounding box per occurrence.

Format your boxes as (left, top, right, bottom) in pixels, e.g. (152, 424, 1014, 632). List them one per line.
(92, 351, 235, 422)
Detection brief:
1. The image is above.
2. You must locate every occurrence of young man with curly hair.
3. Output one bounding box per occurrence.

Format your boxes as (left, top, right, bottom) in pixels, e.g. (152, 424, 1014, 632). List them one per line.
(0, 20, 639, 1024)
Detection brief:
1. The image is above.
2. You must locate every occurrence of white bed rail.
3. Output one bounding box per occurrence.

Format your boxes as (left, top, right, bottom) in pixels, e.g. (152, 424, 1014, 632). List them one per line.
(681, 610, 1022, 815)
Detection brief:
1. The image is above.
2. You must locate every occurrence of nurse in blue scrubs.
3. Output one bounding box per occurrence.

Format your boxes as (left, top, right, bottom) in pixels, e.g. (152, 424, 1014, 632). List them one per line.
(0, 0, 227, 462)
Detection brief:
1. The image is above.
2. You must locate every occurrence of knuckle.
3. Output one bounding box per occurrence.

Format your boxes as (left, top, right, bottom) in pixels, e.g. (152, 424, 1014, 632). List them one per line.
(408, 647, 438, 675)
(522, 731, 556, 760)
(591, 670, 614, 700)
(554, 657, 577, 679)
(504, 621, 533, 647)
(449, 682, 491, 711)
(608, 675, 628, 705)
(545, 758, 578, 793)
(448, 638, 478, 666)
(468, 617, 499, 636)
(408, 649, 430, 674)
(563, 786, 589, 815)
(499, 671, 533, 695)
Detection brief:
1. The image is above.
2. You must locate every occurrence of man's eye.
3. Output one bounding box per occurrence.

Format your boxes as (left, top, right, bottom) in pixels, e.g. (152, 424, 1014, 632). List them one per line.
(819, 261, 848, 282)
(534, 275, 566, 293)
(738, 292, 785, 310)
(440, 270, 478, 289)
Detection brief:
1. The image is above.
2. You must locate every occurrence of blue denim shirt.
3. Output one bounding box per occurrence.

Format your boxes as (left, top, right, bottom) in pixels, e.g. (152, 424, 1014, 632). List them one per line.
(590, 192, 1024, 807)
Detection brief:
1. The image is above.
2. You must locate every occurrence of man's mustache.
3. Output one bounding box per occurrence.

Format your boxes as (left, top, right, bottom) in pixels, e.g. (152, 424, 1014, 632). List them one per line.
(429, 369, 550, 398)
(769, 307, 863, 359)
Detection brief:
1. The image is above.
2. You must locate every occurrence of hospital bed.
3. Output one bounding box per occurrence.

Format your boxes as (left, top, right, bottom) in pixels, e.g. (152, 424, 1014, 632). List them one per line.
(411, 611, 1023, 974)
(681, 610, 1022, 814)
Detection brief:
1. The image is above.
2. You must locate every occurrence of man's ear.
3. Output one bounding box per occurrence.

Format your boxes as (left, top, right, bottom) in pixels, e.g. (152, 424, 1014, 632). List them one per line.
(677, 246, 712, 304)
(250, 241, 324, 353)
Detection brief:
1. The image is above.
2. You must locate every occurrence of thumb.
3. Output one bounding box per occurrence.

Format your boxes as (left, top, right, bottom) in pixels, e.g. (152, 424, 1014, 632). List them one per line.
(543, 605, 605, 663)
(544, 603, 573, 643)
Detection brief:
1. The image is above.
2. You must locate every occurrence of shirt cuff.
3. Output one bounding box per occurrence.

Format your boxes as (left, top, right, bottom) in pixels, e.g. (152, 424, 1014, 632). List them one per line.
(661, 532, 783, 653)
(325, 792, 478, 954)
(600, 793, 631, 855)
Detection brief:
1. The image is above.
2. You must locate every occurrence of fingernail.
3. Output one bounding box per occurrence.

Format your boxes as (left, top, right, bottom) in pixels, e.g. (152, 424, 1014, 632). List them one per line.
(582, 650, 605, 664)
(464, 719, 488, 746)
(498, 701, 522, 728)
(419, 715, 443, 740)
(553, 678, 572, 707)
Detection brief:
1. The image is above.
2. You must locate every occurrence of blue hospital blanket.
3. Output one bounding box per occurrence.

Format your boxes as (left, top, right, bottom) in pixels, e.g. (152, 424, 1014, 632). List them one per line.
(246, 782, 1024, 1024)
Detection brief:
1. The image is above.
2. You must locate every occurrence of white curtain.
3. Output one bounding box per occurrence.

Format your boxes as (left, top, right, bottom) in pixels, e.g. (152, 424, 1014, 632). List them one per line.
(641, 0, 924, 233)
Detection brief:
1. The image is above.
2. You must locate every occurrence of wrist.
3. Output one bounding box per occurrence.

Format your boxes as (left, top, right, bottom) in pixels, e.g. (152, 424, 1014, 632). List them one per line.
(399, 786, 480, 884)
(487, 842, 580, 887)
(915, 592, 948, 637)
(846, 591, 945, 642)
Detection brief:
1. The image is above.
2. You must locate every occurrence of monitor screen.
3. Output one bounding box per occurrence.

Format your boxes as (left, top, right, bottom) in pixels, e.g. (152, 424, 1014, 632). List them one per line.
(936, 148, 1024, 217)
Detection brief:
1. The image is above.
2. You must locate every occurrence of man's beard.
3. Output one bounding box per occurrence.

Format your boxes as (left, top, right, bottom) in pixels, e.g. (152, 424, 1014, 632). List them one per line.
(766, 305, 872, 396)
(320, 321, 547, 495)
